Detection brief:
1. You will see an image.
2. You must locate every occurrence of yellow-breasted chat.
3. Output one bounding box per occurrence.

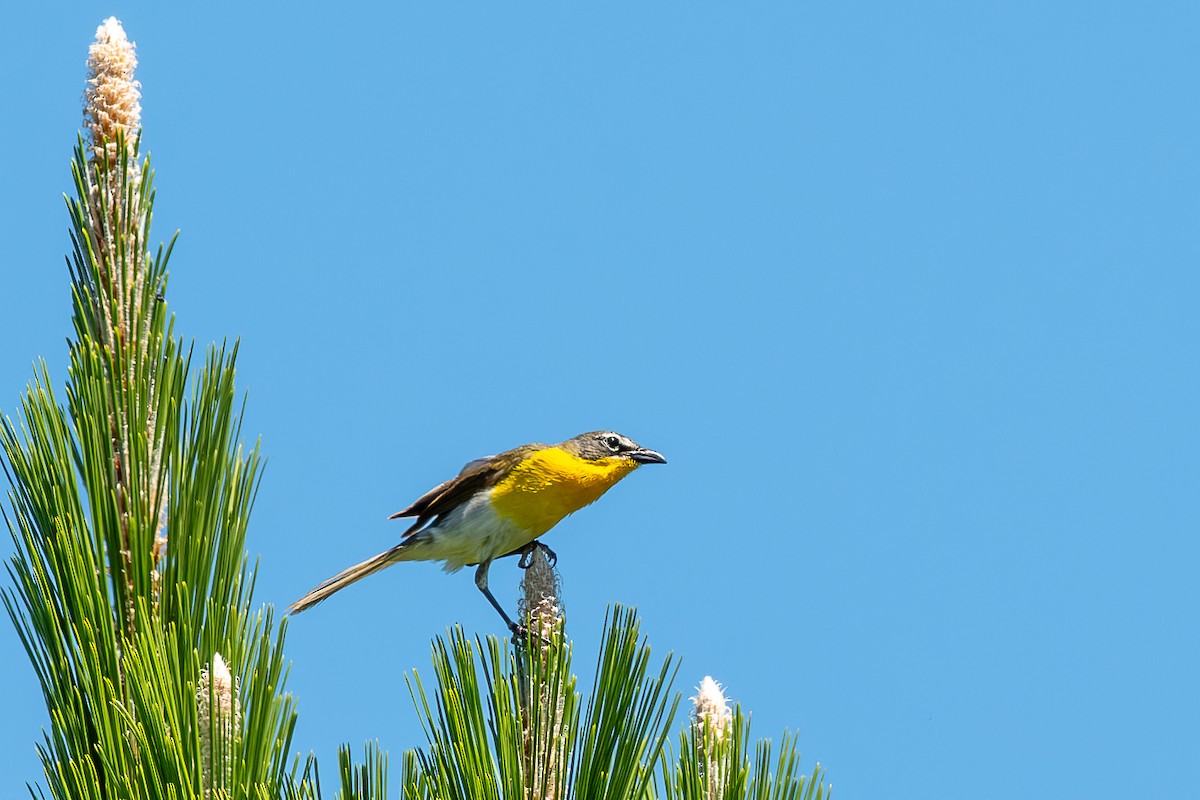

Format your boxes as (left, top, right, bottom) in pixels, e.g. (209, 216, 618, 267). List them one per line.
(287, 430, 666, 632)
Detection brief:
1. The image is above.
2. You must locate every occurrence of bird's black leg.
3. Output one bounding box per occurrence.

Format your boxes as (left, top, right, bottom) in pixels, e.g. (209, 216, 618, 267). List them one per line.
(474, 560, 524, 638)
(512, 540, 558, 569)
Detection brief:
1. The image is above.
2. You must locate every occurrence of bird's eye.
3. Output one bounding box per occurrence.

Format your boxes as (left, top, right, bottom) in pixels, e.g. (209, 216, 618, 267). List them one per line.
(604, 435, 621, 452)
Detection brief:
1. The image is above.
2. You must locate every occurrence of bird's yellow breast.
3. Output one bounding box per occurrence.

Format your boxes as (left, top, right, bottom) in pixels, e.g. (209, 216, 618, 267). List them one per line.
(489, 447, 639, 536)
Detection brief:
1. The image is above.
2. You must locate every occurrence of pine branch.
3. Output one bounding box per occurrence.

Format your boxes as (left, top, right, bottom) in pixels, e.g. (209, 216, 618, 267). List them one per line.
(2, 17, 297, 799)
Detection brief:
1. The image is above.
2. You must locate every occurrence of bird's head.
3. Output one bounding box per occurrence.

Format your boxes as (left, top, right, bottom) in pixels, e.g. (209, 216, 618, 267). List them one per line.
(561, 431, 667, 465)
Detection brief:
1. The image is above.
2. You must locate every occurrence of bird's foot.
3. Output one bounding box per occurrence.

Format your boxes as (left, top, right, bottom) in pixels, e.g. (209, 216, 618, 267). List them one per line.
(517, 540, 558, 569)
(509, 620, 553, 648)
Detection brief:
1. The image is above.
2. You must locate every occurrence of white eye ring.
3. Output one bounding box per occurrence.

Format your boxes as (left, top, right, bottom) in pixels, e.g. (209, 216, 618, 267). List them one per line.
(604, 435, 621, 451)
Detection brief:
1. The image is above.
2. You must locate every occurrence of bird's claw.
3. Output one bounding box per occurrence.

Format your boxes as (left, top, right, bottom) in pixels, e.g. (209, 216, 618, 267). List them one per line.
(509, 621, 553, 648)
(518, 541, 558, 569)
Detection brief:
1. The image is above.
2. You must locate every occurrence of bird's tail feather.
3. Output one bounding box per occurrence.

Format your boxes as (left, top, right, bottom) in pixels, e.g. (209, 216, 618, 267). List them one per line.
(287, 540, 419, 615)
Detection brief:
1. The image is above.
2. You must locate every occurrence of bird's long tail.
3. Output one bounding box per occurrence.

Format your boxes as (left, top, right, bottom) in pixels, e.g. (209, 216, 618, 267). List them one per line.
(287, 540, 420, 615)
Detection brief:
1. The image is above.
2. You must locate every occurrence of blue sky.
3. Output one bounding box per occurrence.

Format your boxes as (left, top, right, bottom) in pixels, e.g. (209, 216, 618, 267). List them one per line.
(2, 3, 1198, 798)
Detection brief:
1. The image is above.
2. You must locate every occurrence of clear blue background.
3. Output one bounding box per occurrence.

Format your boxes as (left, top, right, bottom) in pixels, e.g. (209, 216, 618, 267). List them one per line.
(2, 4, 1197, 798)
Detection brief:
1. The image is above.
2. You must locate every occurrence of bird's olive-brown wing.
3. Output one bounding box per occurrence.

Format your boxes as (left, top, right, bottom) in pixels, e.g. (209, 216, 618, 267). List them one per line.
(388, 443, 542, 536)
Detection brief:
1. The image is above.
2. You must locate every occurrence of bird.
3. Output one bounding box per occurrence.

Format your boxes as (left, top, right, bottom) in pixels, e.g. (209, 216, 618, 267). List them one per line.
(286, 430, 666, 633)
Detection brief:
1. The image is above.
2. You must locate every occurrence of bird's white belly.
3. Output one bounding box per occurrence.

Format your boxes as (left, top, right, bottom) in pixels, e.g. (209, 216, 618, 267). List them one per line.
(414, 491, 538, 572)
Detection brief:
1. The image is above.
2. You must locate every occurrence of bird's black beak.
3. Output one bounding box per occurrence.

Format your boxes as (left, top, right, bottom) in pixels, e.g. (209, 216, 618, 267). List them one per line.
(629, 447, 667, 464)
